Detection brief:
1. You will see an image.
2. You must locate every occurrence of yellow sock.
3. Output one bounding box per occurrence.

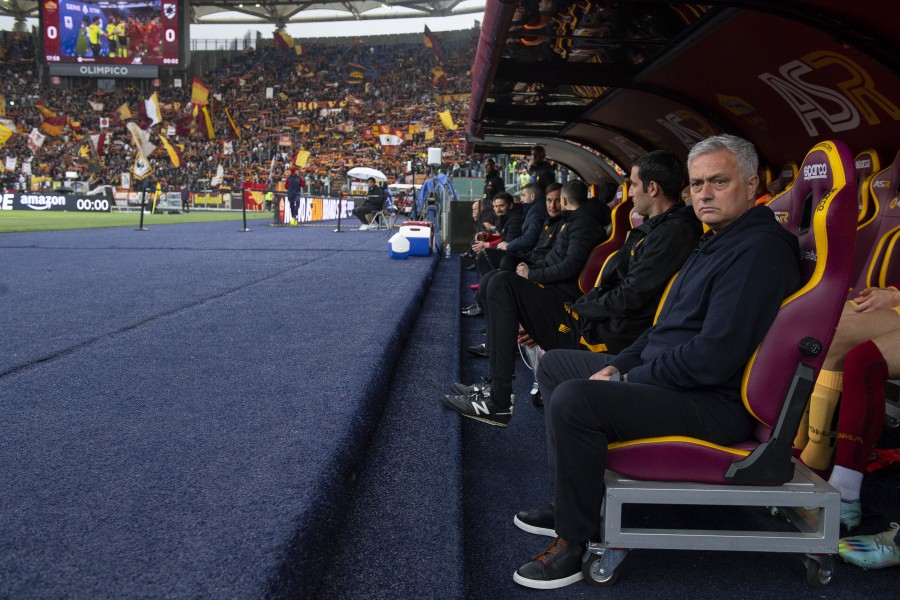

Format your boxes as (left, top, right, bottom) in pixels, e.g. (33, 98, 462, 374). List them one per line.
(799, 369, 843, 470)
(793, 399, 811, 450)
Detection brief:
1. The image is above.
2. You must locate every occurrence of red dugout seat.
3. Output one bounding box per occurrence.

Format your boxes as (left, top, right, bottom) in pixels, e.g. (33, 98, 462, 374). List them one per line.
(851, 149, 883, 283)
(577, 181, 633, 294)
(767, 161, 798, 196)
(853, 149, 900, 291)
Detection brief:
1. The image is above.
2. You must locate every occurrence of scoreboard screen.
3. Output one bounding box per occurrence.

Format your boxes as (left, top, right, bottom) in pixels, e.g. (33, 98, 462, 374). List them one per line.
(39, 0, 185, 68)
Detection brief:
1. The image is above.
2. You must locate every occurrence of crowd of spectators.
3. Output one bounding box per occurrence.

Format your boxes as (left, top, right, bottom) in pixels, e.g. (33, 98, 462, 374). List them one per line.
(0, 28, 481, 194)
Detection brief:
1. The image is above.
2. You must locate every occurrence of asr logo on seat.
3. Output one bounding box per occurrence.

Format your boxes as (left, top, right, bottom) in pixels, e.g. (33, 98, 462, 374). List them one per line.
(773, 211, 789, 223)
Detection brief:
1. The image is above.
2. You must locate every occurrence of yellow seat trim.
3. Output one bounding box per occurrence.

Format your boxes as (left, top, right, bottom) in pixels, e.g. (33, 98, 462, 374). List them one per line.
(742, 140, 848, 426)
(609, 436, 751, 457)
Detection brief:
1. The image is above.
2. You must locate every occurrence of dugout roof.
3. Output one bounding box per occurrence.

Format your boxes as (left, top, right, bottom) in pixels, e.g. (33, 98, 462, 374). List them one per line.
(467, 0, 900, 184)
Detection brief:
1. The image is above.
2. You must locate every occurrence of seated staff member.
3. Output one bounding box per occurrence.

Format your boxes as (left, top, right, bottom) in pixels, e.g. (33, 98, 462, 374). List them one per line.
(469, 193, 524, 276)
(354, 177, 385, 230)
(447, 151, 702, 422)
(462, 184, 565, 319)
(443, 180, 608, 425)
(475, 182, 548, 274)
(513, 134, 802, 589)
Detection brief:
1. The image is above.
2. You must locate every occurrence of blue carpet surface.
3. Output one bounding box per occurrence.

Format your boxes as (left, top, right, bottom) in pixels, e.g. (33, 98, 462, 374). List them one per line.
(317, 256, 465, 599)
(0, 220, 438, 598)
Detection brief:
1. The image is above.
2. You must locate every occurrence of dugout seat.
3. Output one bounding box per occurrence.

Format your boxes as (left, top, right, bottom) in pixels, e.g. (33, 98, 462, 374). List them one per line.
(767, 161, 798, 196)
(585, 140, 858, 589)
(578, 181, 632, 294)
(850, 149, 883, 283)
(852, 149, 900, 292)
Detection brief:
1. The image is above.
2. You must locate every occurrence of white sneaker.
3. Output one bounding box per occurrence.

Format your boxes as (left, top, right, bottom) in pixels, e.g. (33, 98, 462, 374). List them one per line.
(358, 224, 369, 231)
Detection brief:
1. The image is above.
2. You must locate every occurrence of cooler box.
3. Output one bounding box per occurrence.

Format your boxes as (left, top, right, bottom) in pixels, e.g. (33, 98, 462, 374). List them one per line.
(388, 233, 410, 259)
(399, 221, 434, 256)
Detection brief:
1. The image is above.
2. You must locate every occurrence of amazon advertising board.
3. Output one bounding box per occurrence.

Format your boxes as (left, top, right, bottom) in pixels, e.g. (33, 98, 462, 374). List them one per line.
(0, 192, 112, 212)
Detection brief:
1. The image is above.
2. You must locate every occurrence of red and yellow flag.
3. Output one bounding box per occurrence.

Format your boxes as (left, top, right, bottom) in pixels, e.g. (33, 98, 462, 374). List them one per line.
(191, 78, 209, 106)
(159, 133, 183, 168)
(198, 105, 215, 139)
(41, 115, 67, 137)
(224, 108, 241, 139)
(35, 100, 57, 119)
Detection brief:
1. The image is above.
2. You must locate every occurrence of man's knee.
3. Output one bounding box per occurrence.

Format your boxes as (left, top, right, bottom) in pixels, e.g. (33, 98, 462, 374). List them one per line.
(537, 350, 568, 395)
(486, 269, 519, 298)
(548, 379, 594, 430)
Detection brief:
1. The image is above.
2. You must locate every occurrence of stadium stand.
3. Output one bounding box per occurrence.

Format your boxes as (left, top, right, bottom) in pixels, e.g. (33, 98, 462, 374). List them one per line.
(0, 31, 478, 195)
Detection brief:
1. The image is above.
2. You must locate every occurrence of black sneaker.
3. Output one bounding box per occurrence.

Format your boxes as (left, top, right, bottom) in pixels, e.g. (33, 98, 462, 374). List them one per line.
(466, 342, 489, 357)
(442, 390, 513, 427)
(451, 378, 491, 395)
(513, 537, 585, 589)
(514, 503, 556, 537)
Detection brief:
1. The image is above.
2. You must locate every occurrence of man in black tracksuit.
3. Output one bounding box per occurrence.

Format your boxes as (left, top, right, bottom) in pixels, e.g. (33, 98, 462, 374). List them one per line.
(443, 180, 608, 422)
(512, 135, 804, 590)
(450, 151, 701, 420)
(463, 184, 565, 317)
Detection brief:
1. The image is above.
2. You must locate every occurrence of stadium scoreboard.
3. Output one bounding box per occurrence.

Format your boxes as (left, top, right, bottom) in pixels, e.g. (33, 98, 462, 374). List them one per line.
(39, 0, 187, 73)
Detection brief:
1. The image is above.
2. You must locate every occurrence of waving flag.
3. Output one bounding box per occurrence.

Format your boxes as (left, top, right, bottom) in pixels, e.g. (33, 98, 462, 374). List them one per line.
(438, 110, 458, 131)
(274, 31, 293, 50)
(159, 133, 183, 167)
(90, 132, 107, 157)
(377, 126, 404, 147)
(294, 150, 310, 168)
(144, 92, 162, 127)
(117, 103, 133, 121)
(432, 66, 448, 88)
(198, 105, 215, 139)
(35, 100, 57, 119)
(224, 108, 241, 139)
(191, 78, 209, 106)
(127, 122, 157, 158)
(28, 128, 46, 153)
(423, 26, 445, 64)
(41, 115, 67, 137)
(0, 121, 13, 147)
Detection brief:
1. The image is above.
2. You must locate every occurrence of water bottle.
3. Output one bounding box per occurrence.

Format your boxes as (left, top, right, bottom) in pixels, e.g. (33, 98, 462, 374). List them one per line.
(444, 243, 451, 258)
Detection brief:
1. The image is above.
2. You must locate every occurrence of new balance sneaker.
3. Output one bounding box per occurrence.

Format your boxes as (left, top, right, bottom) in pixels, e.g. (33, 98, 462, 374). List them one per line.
(450, 378, 491, 396)
(840, 498, 862, 532)
(514, 503, 556, 537)
(839, 522, 900, 570)
(466, 343, 489, 357)
(513, 537, 585, 589)
(442, 390, 513, 427)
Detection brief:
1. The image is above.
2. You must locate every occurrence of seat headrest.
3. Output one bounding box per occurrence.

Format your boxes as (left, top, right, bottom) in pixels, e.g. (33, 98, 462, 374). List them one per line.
(854, 149, 880, 184)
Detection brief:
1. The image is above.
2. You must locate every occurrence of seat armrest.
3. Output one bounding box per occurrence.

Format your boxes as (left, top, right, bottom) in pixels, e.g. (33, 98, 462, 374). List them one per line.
(725, 363, 816, 485)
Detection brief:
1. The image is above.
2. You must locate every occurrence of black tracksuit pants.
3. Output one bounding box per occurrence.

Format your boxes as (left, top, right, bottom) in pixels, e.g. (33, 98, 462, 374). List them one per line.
(535, 349, 755, 545)
(478, 271, 584, 406)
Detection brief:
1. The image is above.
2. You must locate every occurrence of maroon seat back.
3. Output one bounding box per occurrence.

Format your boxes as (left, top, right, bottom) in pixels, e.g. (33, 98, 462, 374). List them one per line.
(745, 140, 858, 436)
(766, 161, 798, 196)
(578, 182, 633, 294)
(854, 149, 900, 291)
